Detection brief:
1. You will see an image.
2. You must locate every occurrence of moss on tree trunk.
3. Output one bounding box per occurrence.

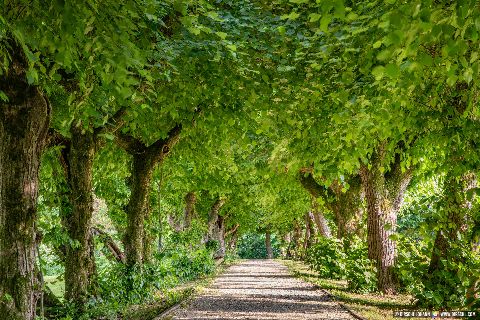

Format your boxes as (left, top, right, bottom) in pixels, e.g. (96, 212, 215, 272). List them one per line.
(115, 125, 182, 267)
(60, 127, 97, 306)
(0, 37, 50, 320)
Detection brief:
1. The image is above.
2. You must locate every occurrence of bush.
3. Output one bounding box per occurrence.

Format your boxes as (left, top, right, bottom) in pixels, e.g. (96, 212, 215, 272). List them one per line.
(344, 237, 377, 293)
(304, 237, 377, 292)
(416, 240, 479, 309)
(305, 237, 345, 279)
(395, 235, 430, 295)
(55, 246, 217, 319)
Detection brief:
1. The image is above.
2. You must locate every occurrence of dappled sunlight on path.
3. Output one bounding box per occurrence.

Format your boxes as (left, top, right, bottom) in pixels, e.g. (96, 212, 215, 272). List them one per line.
(169, 260, 354, 320)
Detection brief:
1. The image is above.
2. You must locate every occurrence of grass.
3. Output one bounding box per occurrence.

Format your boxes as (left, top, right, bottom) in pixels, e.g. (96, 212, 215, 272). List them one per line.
(281, 259, 433, 320)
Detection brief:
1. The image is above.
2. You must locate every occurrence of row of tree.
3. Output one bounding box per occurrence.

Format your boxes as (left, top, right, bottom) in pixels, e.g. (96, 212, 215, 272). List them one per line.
(1, 0, 480, 319)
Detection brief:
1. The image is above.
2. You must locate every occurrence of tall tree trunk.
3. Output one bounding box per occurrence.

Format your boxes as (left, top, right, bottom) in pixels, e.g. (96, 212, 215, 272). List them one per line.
(302, 213, 313, 256)
(310, 199, 332, 238)
(124, 155, 154, 266)
(0, 37, 50, 320)
(311, 198, 331, 238)
(225, 224, 239, 251)
(228, 230, 239, 251)
(360, 145, 413, 294)
(142, 200, 153, 263)
(51, 107, 126, 307)
(183, 192, 196, 230)
(282, 233, 291, 258)
(61, 127, 97, 305)
(115, 125, 181, 266)
(291, 221, 302, 259)
(206, 198, 226, 258)
(265, 231, 273, 259)
(216, 216, 226, 258)
(157, 175, 163, 253)
(327, 176, 363, 239)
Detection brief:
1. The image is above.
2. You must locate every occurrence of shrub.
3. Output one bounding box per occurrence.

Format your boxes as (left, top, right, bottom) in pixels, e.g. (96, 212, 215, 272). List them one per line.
(305, 237, 345, 279)
(344, 237, 377, 293)
(395, 235, 430, 295)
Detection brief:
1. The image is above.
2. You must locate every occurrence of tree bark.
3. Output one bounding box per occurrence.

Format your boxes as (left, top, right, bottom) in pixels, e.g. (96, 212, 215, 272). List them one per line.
(157, 174, 164, 253)
(359, 144, 413, 294)
(183, 192, 196, 230)
(291, 221, 302, 259)
(329, 176, 364, 238)
(115, 124, 182, 266)
(227, 229, 239, 251)
(216, 216, 226, 258)
(206, 198, 226, 258)
(0, 37, 50, 320)
(302, 213, 314, 257)
(51, 107, 126, 307)
(299, 169, 363, 239)
(225, 223, 239, 251)
(265, 231, 273, 259)
(310, 198, 331, 238)
(124, 155, 154, 266)
(60, 127, 97, 304)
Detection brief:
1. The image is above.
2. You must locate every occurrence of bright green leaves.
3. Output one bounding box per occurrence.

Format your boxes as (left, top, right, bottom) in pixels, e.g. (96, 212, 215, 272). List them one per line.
(371, 65, 385, 80)
(320, 15, 332, 32)
(216, 31, 228, 40)
(309, 13, 321, 23)
(281, 11, 301, 20)
(384, 63, 400, 78)
(26, 68, 39, 84)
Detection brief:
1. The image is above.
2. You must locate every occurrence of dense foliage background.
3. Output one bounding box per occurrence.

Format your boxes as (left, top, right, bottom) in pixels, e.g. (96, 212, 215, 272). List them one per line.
(1, 1, 479, 320)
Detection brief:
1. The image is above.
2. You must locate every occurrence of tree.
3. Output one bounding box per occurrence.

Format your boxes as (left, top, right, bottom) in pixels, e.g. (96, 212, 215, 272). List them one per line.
(0, 36, 50, 320)
(115, 124, 182, 266)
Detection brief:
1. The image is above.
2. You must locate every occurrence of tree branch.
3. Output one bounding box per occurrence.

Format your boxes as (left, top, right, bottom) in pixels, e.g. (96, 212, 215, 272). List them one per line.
(225, 224, 240, 238)
(95, 107, 127, 137)
(91, 227, 125, 263)
(114, 131, 146, 155)
(147, 123, 182, 163)
(298, 168, 331, 199)
(47, 129, 69, 148)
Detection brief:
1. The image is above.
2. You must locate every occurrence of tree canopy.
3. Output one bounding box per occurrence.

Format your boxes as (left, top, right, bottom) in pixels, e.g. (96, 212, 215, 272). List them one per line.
(1, 1, 479, 319)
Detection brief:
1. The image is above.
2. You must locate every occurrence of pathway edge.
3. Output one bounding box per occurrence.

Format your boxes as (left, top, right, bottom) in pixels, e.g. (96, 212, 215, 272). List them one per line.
(154, 258, 232, 320)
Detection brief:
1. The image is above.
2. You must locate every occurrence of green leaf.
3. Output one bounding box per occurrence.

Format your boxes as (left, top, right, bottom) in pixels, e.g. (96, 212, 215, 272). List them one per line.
(216, 32, 228, 40)
(320, 15, 332, 32)
(309, 13, 321, 22)
(0, 90, 8, 102)
(385, 63, 400, 78)
(281, 11, 300, 20)
(371, 66, 385, 80)
(373, 40, 382, 49)
(26, 68, 38, 84)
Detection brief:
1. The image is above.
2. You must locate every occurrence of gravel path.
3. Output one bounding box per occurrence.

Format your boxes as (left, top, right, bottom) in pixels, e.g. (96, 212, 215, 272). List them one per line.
(168, 260, 355, 320)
